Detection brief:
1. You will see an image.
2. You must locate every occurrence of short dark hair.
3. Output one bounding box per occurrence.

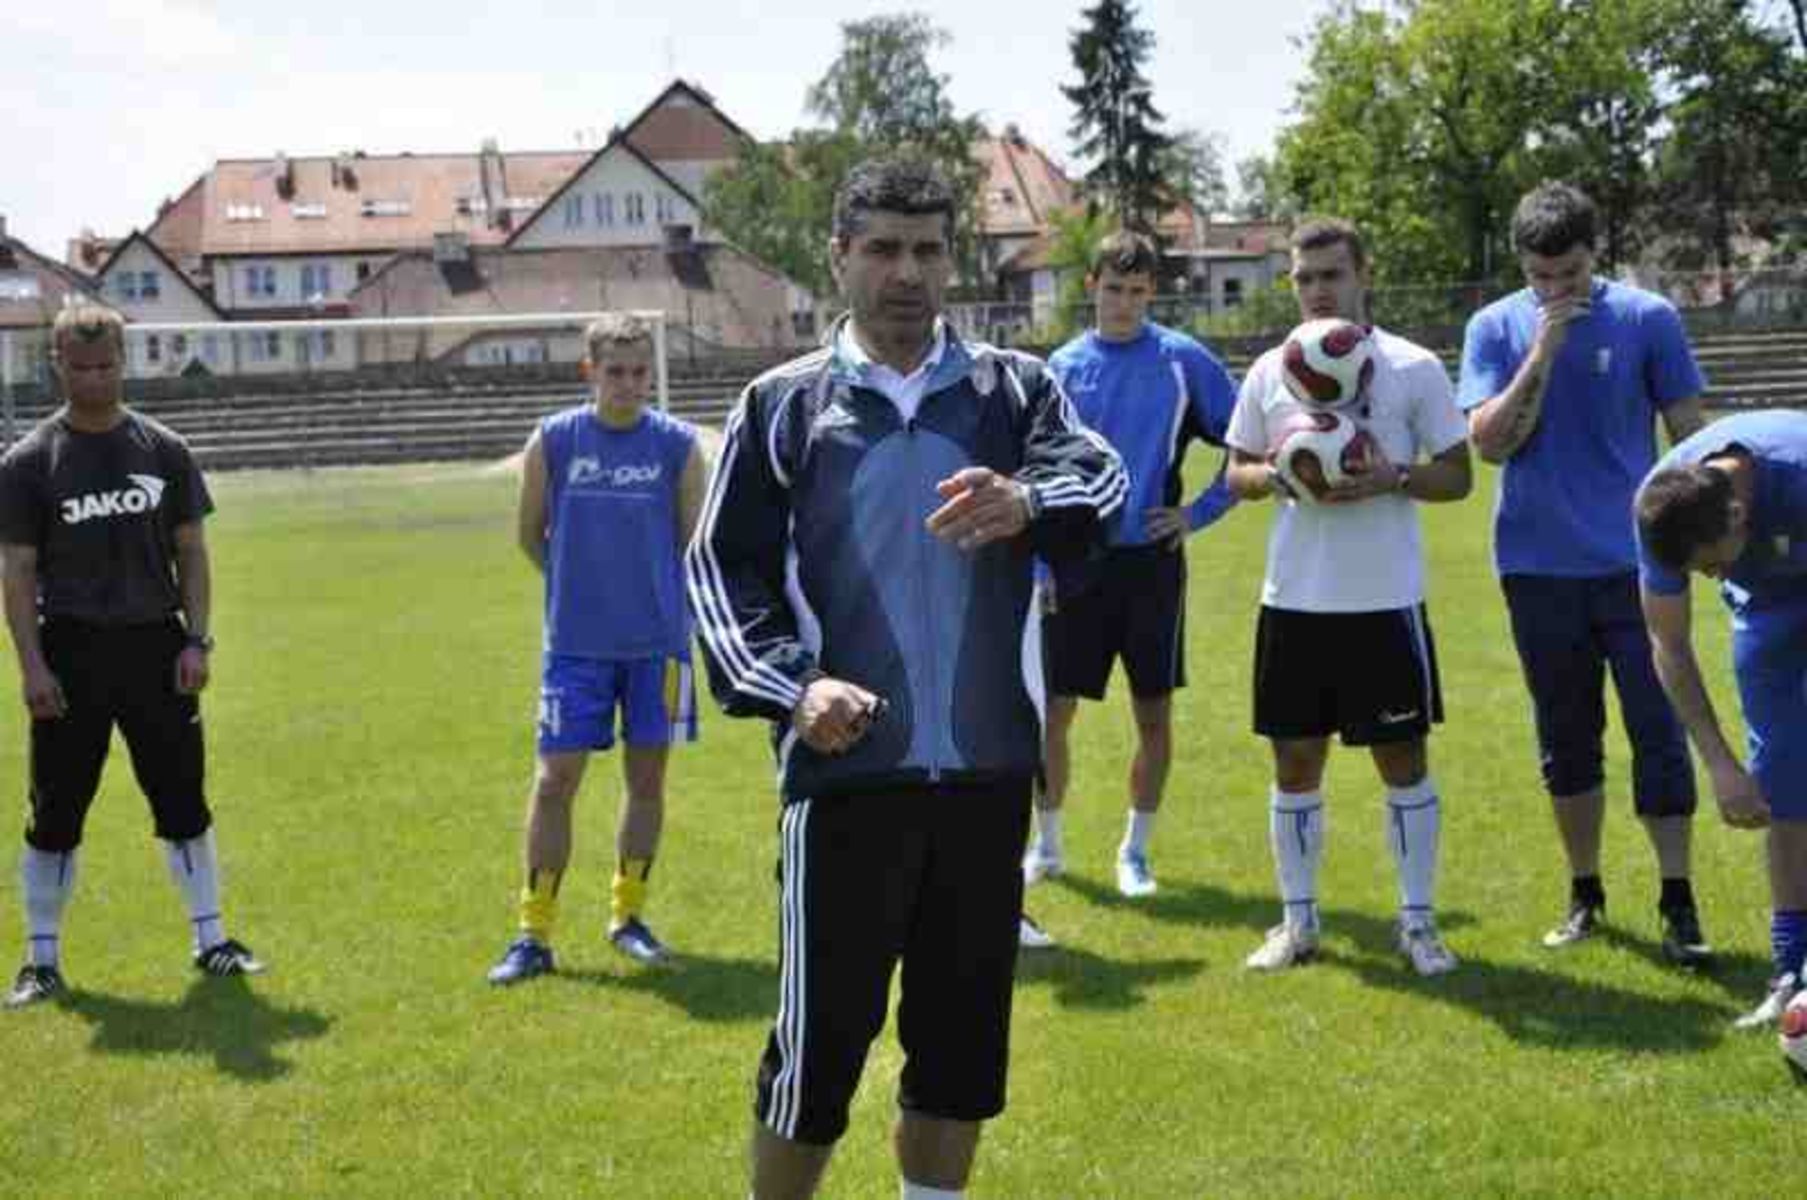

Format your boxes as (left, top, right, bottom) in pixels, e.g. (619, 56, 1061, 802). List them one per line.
(832, 157, 956, 243)
(1636, 463, 1735, 572)
(1512, 182, 1598, 257)
(1290, 218, 1367, 272)
(1089, 230, 1160, 279)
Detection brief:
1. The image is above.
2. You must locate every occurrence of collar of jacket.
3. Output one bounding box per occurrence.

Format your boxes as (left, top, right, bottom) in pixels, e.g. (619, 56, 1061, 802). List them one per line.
(819, 312, 983, 402)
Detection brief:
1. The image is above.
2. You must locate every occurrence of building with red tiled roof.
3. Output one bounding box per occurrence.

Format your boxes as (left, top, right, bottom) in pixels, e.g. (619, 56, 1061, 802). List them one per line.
(1, 215, 103, 396)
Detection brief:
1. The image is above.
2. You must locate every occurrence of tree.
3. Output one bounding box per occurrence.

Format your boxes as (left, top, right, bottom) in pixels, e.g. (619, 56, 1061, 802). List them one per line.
(705, 13, 985, 297)
(1063, 0, 1172, 230)
(1159, 129, 1230, 219)
(1042, 206, 1116, 339)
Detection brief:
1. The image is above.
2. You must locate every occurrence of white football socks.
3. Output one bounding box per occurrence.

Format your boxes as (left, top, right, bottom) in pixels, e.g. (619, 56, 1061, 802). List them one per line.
(163, 829, 225, 952)
(1121, 808, 1158, 858)
(902, 1181, 964, 1200)
(22, 846, 77, 968)
(1270, 788, 1324, 931)
(1386, 778, 1441, 929)
(1031, 806, 1063, 859)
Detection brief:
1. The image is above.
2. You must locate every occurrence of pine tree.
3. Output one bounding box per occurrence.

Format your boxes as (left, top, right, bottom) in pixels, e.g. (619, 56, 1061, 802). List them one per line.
(1063, 0, 1172, 231)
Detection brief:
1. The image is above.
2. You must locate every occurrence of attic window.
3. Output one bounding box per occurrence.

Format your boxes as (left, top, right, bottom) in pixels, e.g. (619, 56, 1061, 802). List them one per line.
(456, 195, 490, 216)
(503, 196, 542, 212)
(0, 273, 39, 301)
(361, 199, 412, 217)
(995, 188, 1018, 205)
(291, 202, 328, 219)
(225, 203, 265, 221)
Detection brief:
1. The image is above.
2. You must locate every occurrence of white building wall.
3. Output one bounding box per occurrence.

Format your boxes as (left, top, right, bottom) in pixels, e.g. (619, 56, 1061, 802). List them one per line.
(511, 151, 703, 249)
(211, 253, 383, 310)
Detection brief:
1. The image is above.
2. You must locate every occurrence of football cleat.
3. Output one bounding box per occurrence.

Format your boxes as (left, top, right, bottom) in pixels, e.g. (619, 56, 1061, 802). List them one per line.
(1115, 851, 1158, 898)
(1398, 920, 1459, 977)
(1541, 901, 1602, 949)
(1018, 913, 1057, 950)
(1734, 972, 1801, 1031)
(609, 917, 670, 965)
(1022, 845, 1064, 886)
(194, 938, 266, 977)
(487, 936, 555, 986)
(1659, 904, 1714, 969)
(5, 964, 65, 1009)
(1245, 923, 1320, 971)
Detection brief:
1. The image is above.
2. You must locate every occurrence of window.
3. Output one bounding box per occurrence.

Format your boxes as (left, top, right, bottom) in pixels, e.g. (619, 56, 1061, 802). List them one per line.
(504, 196, 541, 213)
(1223, 278, 1243, 309)
(139, 270, 160, 300)
(242, 264, 277, 299)
(247, 331, 281, 362)
(625, 192, 645, 225)
(201, 334, 219, 364)
(291, 202, 328, 219)
(116, 273, 139, 301)
(0, 272, 39, 301)
(562, 194, 585, 229)
(171, 333, 188, 359)
(145, 335, 162, 364)
(360, 198, 411, 217)
(595, 193, 614, 227)
(655, 193, 675, 223)
(300, 262, 332, 299)
(356, 261, 372, 282)
(315, 330, 336, 359)
(225, 203, 265, 221)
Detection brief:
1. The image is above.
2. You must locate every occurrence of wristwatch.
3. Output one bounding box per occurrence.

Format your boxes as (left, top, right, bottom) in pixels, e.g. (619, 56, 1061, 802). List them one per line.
(185, 632, 215, 652)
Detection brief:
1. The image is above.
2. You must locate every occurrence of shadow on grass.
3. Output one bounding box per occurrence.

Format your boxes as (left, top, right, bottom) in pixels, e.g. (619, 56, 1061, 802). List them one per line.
(562, 952, 777, 1023)
(1043, 876, 1744, 1054)
(64, 975, 331, 1082)
(1596, 926, 1773, 999)
(1014, 944, 1205, 1011)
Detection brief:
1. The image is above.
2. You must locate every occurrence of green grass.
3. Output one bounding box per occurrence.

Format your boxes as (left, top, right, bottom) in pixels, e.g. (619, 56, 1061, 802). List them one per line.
(0, 460, 1796, 1199)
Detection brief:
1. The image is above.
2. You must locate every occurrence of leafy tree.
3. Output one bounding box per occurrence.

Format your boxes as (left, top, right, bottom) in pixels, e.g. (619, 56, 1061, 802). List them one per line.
(1063, 0, 1172, 229)
(1159, 129, 1230, 219)
(1041, 206, 1116, 340)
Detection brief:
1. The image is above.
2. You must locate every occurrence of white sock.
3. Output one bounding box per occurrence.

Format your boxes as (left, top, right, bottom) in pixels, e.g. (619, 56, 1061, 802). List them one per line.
(901, 1182, 964, 1200)
(163, 829, 225, 952)
(1270, 788, 1324, 932)
(1386, 778, 1441, 928)
(1121, 808, 1158, 858)
(1032, 806, 1063, 858)
(22, 846, 77, 968)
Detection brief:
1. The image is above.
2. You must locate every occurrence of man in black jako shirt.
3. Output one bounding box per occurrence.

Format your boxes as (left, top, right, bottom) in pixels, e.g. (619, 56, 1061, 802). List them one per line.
(0, 302, 263, 1008)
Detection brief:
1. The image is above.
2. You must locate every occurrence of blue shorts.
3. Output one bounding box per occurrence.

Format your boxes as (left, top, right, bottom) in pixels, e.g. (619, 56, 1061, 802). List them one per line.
(1733, 607, 1807, 820)
(538, 653, 698, 754)
(1502, 573, 1696, 815)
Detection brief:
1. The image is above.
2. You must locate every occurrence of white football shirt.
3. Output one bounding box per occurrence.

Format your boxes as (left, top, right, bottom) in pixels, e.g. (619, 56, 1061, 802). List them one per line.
(1225, 328, 1468, 613)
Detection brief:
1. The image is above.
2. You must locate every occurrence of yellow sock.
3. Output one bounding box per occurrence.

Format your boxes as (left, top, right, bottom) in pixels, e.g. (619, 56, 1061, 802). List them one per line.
(518, 870, 561, 943)
(611, 858, 652, 929)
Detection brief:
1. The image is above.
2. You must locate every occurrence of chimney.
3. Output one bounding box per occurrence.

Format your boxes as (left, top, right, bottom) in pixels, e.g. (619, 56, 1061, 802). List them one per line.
(479, 138, 507, 230)
(274, 152, 295, 199)
(0, 214, 8, 242)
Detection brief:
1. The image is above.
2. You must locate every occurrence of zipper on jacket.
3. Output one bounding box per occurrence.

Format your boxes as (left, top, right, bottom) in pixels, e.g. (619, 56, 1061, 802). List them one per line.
(906, 417, 943, 782)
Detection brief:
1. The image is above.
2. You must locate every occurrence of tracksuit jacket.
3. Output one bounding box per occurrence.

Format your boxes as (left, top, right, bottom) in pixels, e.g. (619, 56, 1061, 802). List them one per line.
(686, 321, 1128, 802)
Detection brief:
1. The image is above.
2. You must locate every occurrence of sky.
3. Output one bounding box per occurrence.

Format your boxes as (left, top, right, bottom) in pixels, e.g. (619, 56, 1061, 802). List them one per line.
(0, 0, 1331, 257)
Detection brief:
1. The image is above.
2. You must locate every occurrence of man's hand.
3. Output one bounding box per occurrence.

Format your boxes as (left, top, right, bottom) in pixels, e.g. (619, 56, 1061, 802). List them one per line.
(1143, 506, 1187, 551)
(1532, 294, 1591, 361)
(175, 645, 211, 695)
(21, 661, 66, 720)
(1322, 462, 1405, 505)
(926, 467, 1031, 552)
(1709, 759, 1770, 829)
(793, 677, 883, 755)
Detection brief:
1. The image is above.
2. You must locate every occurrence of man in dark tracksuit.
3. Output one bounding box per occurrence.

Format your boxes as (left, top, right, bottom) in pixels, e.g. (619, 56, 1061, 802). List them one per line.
(1, 303, 262, 1009)
(686, 159, 1125, 1200)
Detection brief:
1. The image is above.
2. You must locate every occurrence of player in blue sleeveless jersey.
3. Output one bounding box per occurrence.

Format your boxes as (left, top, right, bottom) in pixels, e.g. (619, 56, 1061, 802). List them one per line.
(1025, 230, 1238, 898)
(487, 314, 706, 984)
(1636, 410, 1807, 1029)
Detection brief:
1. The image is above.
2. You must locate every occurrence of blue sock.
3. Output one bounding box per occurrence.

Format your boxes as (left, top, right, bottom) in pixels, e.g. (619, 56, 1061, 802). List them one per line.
(1773, 909, 1807, 980)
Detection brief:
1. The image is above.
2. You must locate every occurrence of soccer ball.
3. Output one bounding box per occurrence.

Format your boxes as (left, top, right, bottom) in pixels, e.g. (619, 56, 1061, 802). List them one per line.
(1270, 410, 1382, 503)
(1281, 318, 1376, 411)
(1782, 990, 1807, 1082)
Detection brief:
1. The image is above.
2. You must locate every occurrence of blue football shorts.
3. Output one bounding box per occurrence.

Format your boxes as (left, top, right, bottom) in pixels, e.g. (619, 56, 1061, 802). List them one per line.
(538, 653, 698, 754)
(1732, 606, 1807, 820)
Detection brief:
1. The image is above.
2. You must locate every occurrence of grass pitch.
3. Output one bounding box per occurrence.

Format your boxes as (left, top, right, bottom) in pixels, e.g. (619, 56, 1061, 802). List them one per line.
(0, 460, 1795, 1199)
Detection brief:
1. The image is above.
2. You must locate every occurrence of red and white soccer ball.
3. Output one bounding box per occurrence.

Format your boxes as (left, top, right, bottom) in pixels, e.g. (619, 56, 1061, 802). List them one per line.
(1269, 410, 1381, 503)
(1782, 990, 1807, 1082)
(1281, 318, 1376, 411)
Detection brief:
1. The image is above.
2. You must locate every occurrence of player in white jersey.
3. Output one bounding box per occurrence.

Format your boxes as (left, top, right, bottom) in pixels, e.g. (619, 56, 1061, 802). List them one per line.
(1224, 219, 1474, 976)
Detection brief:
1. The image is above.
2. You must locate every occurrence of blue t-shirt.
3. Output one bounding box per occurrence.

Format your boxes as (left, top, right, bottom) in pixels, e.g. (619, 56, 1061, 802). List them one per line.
(1048, 321, 1237, 547)
(1457, 279, 1705, 577)
(1638, 410, 1807, 626)
(540, 405, 695, 660)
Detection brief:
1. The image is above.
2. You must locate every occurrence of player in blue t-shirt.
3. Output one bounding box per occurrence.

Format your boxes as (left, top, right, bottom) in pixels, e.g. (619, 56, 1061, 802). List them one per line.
(1458, 182, 1711, 963)
(1636, 410, 1807, 1030)
(487, 314, 706, 985)
(1023, 230, 1238, 899)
